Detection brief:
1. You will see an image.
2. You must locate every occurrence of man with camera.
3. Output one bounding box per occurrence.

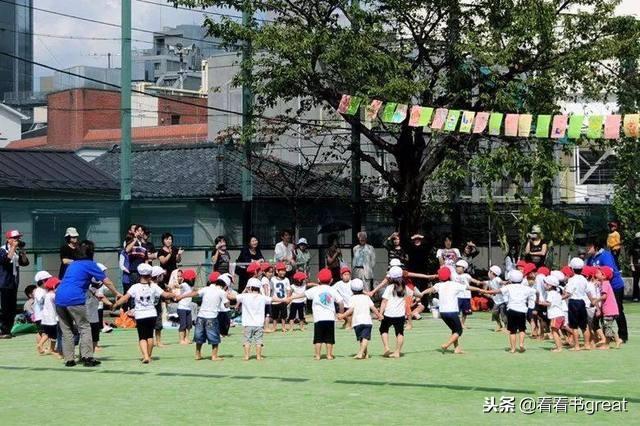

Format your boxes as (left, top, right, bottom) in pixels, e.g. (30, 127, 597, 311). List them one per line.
(0, 230, 30, 338)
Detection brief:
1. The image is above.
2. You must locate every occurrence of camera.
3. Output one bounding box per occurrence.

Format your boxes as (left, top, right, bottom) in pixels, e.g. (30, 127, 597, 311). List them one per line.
(17, 241, 26, 249)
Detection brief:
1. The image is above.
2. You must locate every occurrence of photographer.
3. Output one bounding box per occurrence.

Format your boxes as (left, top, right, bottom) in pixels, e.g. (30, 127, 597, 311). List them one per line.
(461, 240, 479, 275)
(524, 225, 548, 268)
(0, 230, 30, 338)
(212, 235, 231, 274)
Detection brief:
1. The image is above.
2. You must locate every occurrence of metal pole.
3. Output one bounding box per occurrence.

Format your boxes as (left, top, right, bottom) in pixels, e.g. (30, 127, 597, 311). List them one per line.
(350, 0, 362, 245)
(120, 0, 132, 236)
(241, 3, 253, 244)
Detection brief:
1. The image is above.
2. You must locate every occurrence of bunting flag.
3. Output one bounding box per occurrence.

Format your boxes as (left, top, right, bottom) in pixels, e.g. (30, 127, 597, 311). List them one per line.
(409, 106, 434, 127)
(338, 95, 351, 114)
(431, 108, 448, 130)
(473, 112, 490, 133)
(365, 100, 383, 122)
(518, 114, 532, 137)
(551, 115, 568, 139)
(392, 104, 408, 123)
(504, 114, 519, 137)
(459, 111, 475, 133)
(381, 102, 398, 123)
(444, 110, 461, 131)
(567, 115, 584, 139)
(587, 115, 604, 139)
(345, 96, 362, 115)
(488, 113, 503, 136)
(624, 114, 639, 137)
(604, 115, 621, 139)
(536, 115, 552, 138)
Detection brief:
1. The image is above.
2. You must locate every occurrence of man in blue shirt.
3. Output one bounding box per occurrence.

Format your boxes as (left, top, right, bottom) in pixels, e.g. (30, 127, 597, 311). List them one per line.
(56, 240, 122, 367)
(0, 230, 30, 338)
(586, 238, 628, 342)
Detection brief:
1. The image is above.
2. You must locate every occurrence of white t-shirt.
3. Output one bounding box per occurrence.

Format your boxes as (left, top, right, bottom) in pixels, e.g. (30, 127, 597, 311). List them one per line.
(86, 287, 103, 324)
(270, 277, 291, 304)
(236, 293, 272, 327)
(566, 275, 591, 301)
(500, 284, 536, 313)
(487, 277, 504, 304)
(177, 283, 193, 310)
(96, 285, 107, 309)
(584, 281, 597, 307)
(432, 281, 468, 313)
(436, 248, 461, 266)
(454, 272, 472, 299)
(333, 280, 353, 308)
(274, 242, 295, 270)
(197, 286, 226, 319)
(350, 294, 374, 327)
(33, 286, 46, 322)
(220, 289, 233, 313)
(291, 284, 306, 303)
(304, 285, 343, 322)
(127, 283, 163, 320)
(260, 276, 272, 296)
(382, 285, 412, 318)
(42, 291, 58, 326)
(546, 290, 564, 319)
(534, 275, 547, 304)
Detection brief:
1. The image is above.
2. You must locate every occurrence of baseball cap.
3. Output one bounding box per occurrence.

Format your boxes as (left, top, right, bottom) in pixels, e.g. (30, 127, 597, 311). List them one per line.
(247, 277, 262, 289)
(260, 262, 273, 271)
(292, 271, 308, 282)
(5, 230, 22, 239)
(340, 266, 351, 275)
(455, 259, 468, 270)
(96, 263, 108, 272)
(137, 263, 153, 276)
(508, 270, 524, 284)
(489, 265, 502, 277)
(275, 262, 287, 271)
(523, 263, 537, 276)
(151, 266, 165, 278)
(543, 276, 559, 287)
(208, 271, 221, 282)
(297, 237, 308, 245)
(182, 269, 197, 281)
(569, 257, 584, 270)
(317, 268, 333, 284)
(350, 278, 364, 291)
(550, 270, 566, 283)
(64, 227, 80, 238)
(246, 262, 260, 274)
(561, 266, 575, 279)
(44, 277, 61, 290)
(437, 266, 451, 281)
(389, 259, 403, 267)
(537, 267, 550, 276)
(598, 266, 614, 281)
(34, 271, 53, 283)
(387, 266, 403, 280)
(582, 265, 597, 278)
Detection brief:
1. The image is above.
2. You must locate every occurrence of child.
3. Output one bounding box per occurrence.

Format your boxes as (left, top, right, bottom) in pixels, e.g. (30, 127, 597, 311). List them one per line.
(594, 266, 623, 349)
(151, 266, 166, 347)
(217, 273, 234, 337)
(379, 266, 416, 358)
(40, 277, 62, 358)
(532, 267, 550, 340)
(421, 267, 483, 354)
(177, 269, 197, 344)
(112, 264, 175, 363)
(288, 271, 307, 331)
(483, 270, 537, 353)
(563, 258, 594, 351)
(582, 266, 603, 349)
(303, 268, 344, 360)
(86, 263, 110, 352)
(538, 275, 564, 352)
(270, 262, 291, 333)
(176, 273, 229, 361)
(33, 270, 52, 353)
(260, 263, 274, 329)
(486, 265, 506, 332)
(333, 266, 353, 329)
(337, 278, 382, 359)
(453, 259, 484, 329)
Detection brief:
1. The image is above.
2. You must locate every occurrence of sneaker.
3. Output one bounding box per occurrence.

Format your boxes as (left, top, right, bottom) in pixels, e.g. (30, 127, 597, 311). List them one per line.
(82, 358, 101, 367)
(0, 334, 12, 339)
(102, 325, 113, 333)
(65, 360, 77, 367)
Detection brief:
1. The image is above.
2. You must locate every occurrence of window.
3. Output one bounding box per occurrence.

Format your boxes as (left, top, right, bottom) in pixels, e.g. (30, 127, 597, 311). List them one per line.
(576, 148, 616, 185)
(171, 115, 180, 125)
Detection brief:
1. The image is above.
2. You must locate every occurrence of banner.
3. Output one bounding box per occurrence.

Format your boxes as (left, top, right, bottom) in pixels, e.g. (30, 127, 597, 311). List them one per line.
(473, 112, 490, 133)
(518, 114, 532, 137)
(536, 115, 551, 138)
(392, 104, 408, 124)
(444, 110, 461, 131)
(567, 115, 583, 139)
(459, 111, 475, 133)
(409, 106, 433, 127)
(431, 108, 448, 130)
(504, 114, 519, 137)
(551, 115, 568, 139)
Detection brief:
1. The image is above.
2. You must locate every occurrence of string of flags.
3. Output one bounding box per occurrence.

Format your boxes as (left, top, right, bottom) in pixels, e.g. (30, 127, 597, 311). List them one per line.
(337, 94, 640, 139)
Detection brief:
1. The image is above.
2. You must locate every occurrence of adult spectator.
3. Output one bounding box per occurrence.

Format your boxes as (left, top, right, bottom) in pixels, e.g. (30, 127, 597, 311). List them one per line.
(274, 229, 296, 275)
(158, 232, 183, 286)
(125, 225, 146, 287)
(631, 232, 640, 302)
(406, 233, 430, 281)
(0, 230, 29, 338)
(59, 227, 80, 279)
(55, 240, 121, 366)
(607, 221, 622, 268)
(460, 240, 479, 275)
(212, 235, 231, 274)
(384, 232, 407, 265)
(236, 235, 264, 293)
(352, 231, 376, 291)
(504, 244, 518, 274)
(585, 238, 628, 343)
(325, 234, 343, 282)
(141, 227, 157, 263)
(295, 238, 312, 275)
(436, 235, 460, 267)
(524, 225, 548, 267)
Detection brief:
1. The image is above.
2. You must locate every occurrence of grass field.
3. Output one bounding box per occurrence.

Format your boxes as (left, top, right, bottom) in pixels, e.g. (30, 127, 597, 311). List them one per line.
(1, 305, 639, 425)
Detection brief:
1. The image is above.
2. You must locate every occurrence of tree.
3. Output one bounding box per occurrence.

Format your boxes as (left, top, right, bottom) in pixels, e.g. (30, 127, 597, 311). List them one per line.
(176, 0, 624, 240)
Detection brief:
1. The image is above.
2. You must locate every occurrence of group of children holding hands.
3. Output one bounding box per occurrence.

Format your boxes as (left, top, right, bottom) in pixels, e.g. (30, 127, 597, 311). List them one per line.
(24, 251, 624, 364)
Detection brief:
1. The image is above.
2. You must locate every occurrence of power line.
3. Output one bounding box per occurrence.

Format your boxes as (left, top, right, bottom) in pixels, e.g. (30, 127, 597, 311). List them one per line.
(0, 25, 152, 44)
(135, 0, 273, 23)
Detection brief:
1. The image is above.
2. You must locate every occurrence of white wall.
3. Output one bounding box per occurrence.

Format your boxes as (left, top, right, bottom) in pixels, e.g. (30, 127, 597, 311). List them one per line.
(132, 92, 159, 127)
(0, 109, 24, 147)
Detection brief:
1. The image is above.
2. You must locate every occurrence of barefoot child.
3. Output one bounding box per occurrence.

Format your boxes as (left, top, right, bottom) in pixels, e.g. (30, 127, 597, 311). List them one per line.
(40, 277, 62, 357)
(177, 269, 197, 344)
(112, 264, 175, 363)
(337, 278, 382, 359)
(563, 258, 594, 351)
(270, 263, 291, 333)
(594, 266, 623, 349)
(304, 268, 343, 360)
(379, 266, 416, 358)
(486, 266, 506, 332)
(333, 267, 353, 329)
(288, 272, 307, 331)
(537, 275, 564, 352)
(33, 271, 52, 353)
(453, 260, 484, 329)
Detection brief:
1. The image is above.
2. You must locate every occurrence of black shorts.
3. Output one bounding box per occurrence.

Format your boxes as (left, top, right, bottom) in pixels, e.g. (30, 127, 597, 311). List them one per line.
(354, 324, 372, 341)
(42, 324, 57, 339)
(534, 304, 548, 320)
(568, 299, 588, 330)
(379, 316, 405, 336)
(98, 308, 104, 326)
(264, 304, 272, 317)
(287, 302, 305, 321)
(154, 304, 163, 331)
(218, 311, 231, 336)
(90, 322, 101, 343)
(313, 320, 335, 344)
(136, 316, 156, 340)
(507, 309, 527, 334)
(440, 312, 463, 336)
(178, 309, 192, 331)
(271, 303, 288, 321)
(457, 298, 472, 315)
(526, 308, 534, 322)
(35, 320, 43, 334)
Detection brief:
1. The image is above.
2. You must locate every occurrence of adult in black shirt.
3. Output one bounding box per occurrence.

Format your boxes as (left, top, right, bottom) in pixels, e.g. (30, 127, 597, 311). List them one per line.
(59, 227, 80, 279)
(524, 225, 548, 267)
(158, 232, 183, 287)
(630, 232, 640, 302)
(236, 235, 265, 293)
(212, 236, 231, 274)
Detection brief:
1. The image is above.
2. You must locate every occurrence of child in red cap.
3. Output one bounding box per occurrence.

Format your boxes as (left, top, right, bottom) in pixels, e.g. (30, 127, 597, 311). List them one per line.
(177, 269, 197, 344)
(593, 266, 622, 349)
(40, 277, 62, 358)
(334, 266, 353, 329)
(288, 271, 308, 331)
(269, 262, 291, 333)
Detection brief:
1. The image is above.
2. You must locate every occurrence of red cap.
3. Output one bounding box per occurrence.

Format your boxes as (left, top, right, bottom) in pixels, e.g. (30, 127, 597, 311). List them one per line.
(44, 277, 60, 290)
(516, 260, 527, 269)
(275, 262, 287, 271)
(523, 263, 537, 276)
(292, 271, 308, 282)
(317, 268, 333, 284)
(5, 230, 22, 239)
(260, 262, 272, 271)
(537, 267, 550, 277)
(247, 262, 260, 274)
(437, 266, 451, 281)
(182, 269, 197, 281)
(340, 266, 351, 275)
(561, 266, 575, 279)
(582, 265, 597, 278)
(598, 266, 614, 281)
(208, 271, 221, 283)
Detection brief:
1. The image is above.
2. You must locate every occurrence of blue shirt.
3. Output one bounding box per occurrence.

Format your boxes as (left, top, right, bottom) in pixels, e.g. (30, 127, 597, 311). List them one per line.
(55, 260, 106, 307)
(586, 249, 625, 291)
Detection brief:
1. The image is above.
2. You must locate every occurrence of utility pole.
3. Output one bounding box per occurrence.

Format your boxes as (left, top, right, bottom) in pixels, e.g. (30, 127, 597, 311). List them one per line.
(241, 2, 254, 244)
(120, 0, 132, 236)
(351, 0, 362, 245)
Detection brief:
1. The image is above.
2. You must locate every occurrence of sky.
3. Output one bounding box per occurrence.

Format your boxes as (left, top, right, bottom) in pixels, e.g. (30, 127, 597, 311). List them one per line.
(32, 0, 640, 89)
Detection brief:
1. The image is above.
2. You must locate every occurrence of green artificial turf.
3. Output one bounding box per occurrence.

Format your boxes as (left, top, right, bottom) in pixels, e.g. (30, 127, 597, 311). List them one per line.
(1, 305, 639, 425)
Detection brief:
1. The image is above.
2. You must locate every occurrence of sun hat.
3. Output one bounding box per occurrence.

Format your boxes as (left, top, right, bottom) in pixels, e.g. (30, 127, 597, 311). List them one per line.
(64, 227, 80, 238)
(455, 259, 469, 270)
(297, 238, 308, 245)
(34, 271, 53, 283)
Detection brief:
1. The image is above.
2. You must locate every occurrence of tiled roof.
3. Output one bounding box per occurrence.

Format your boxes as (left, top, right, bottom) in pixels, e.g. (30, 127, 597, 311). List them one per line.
(84, 123, 208, 143)
(5, 136, 48, 150)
